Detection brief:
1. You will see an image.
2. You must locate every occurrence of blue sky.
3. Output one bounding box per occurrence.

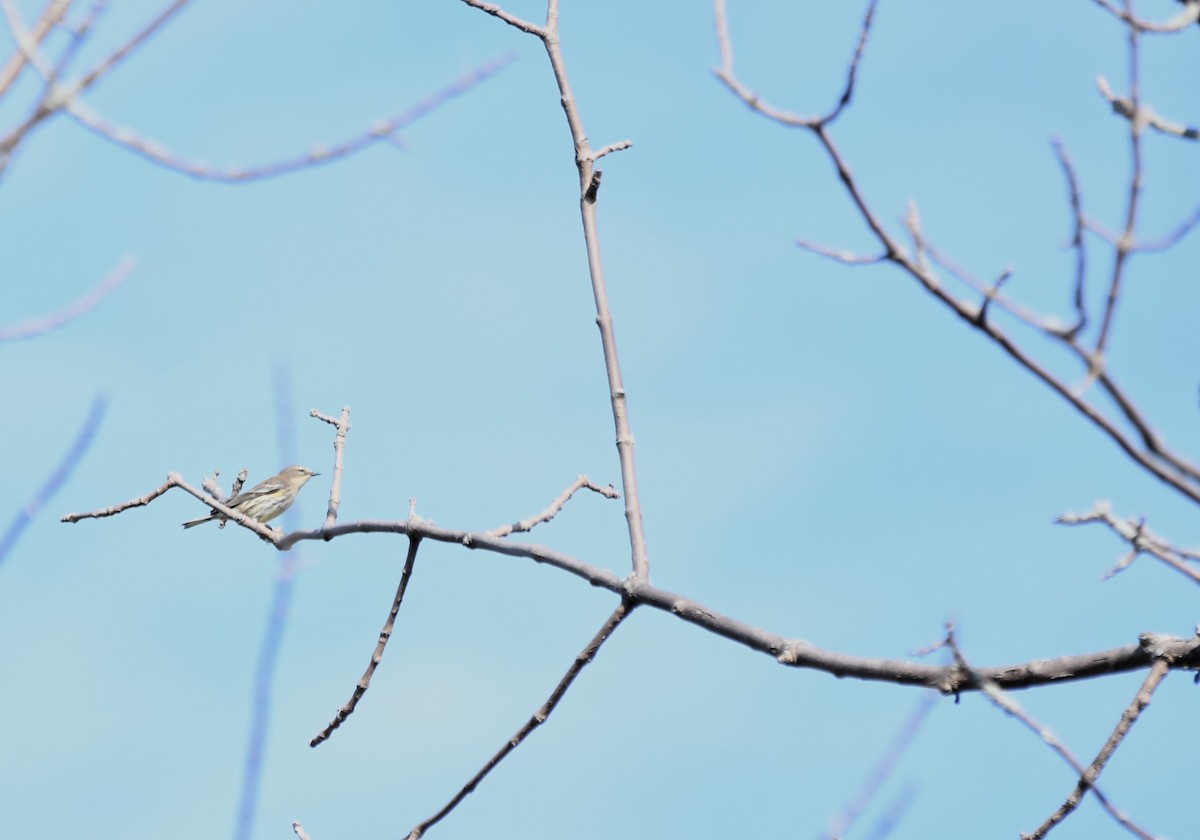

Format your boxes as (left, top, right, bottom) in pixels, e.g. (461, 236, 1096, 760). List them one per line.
(3, 2, 1199, 838)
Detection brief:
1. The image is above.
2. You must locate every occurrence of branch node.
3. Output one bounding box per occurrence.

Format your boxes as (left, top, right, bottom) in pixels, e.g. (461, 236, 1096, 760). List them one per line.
(583, 169, 602, 203)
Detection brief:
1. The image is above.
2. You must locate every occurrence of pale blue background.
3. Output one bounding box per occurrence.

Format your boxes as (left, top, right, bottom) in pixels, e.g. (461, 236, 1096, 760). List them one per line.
(2, 2, 1198, 838)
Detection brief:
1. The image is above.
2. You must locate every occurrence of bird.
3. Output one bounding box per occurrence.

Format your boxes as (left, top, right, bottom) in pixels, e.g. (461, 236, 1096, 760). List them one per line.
(182, 465, 319, 529)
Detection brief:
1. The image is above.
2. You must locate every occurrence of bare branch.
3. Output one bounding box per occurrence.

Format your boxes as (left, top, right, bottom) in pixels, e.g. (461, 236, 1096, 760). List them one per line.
(65, 53, 516, 182)
(487, 475, 618, 538)
(0, 1, 512, 187)
(0, 394, 106, 567)
(1025, 657, 1171, 839)
(63, 472, 284, 542)
(406, 600, 632, 839)
(865, 783, 919, 840)
(200, 471, 223, 501)
(1088, 0, 1200, 32)
(61, 470, 1200, 694)
(796, 238, 887, 265)
(50, 0, 107, 79)
(903, 201, 930, 276)
(0, 0, 70, 96)
(1057, 502, 1200, 585)
(974, 269, 1012, 327)
(1090, 27, 1145, 370)
(0, 257, 136, 342)
(825, 0, 879, 124)
(311, 537, 420, 747)
(281, 516, 1200, 693)
(0, 0, 190, 177)
(592, 139, 632, 161)
(70, 0, 192, 96)
(922, 242, 1060, 332)
(712, 3, 1200, 509)
(1132, 201, 1200, 252)
(461, 0, 652, 582)
(61, 474, 177, 522)
(1099, 74, 1199, 141)
(0, 0, 61, 81)
(310, 407, 352, 529)
(459, 0, 545, 36)
(942, 628, 1154, 840)
(822, 691, 937, 840)
(712, 0, 816, 128)
(1052, 139, 1088, 336)
(713, 0, 879, 128)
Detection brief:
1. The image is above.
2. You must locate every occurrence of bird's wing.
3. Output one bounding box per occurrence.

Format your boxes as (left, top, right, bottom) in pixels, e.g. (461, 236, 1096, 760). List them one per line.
(226, 477, 286, 506)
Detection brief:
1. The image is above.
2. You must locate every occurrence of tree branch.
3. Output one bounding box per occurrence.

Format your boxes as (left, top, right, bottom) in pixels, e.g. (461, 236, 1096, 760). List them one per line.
(406, 600, 632, 838)
(460, 0, 649, 582)
(0, 257, 136, 342)
(311, 536, 421, 747)
(942, 627, 1154, 840)
(0, 394, 106, 567)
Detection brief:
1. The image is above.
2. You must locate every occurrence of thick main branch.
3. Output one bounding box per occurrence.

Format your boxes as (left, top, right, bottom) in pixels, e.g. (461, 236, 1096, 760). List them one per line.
(267, 518, 1200, 694)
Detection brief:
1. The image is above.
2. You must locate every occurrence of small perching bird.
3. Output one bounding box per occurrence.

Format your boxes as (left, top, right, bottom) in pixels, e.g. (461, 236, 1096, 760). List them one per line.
(182, 466, 320, 529)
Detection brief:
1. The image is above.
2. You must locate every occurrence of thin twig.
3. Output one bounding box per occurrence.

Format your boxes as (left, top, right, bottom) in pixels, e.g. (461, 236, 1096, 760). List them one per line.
(712, 0, 816, 128)
(824, 0, 879, 125)
(0, 0, 70, 96)
(796, 238, 886, 265)
(904, 202, 931, 276)
(311, 536, 421, 747)
(64, 52, 516, 182)
(200, 470, 225, 501)
(1088, 0, 1199, 33)
(459, 0, 544, 36)
(864, 783, 919, 840)
(0, 394, 106, 567)
(61, 475, 177, 522)
(1098, 75, 1200, 141)
(1024, 655, 1171, 839)
(593, 139, 632, 160)
(0, 0, 192, 178)
(1131, 201, 1200, 252)
(1057, 502, 1200, 585)
(70, 0, 192, 95)
(922, 243, 1051, 330)
(487, 475, 618, 537)
(49, 0, 107, 81)
(1052, 139, 1088, 336)
(406, 600, 633, 839)
(63, 472, 284, 542)
(0, 0, 59, 79)
(847, 148, 1200, 491)
(942, 627, 1154, 840)
(714, 0, 879, 128)
(1091, 19, 1145, 373)
(311, 407, 351, 529)
(822, 691, 938, 840)
(0, 257, 136, 341)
